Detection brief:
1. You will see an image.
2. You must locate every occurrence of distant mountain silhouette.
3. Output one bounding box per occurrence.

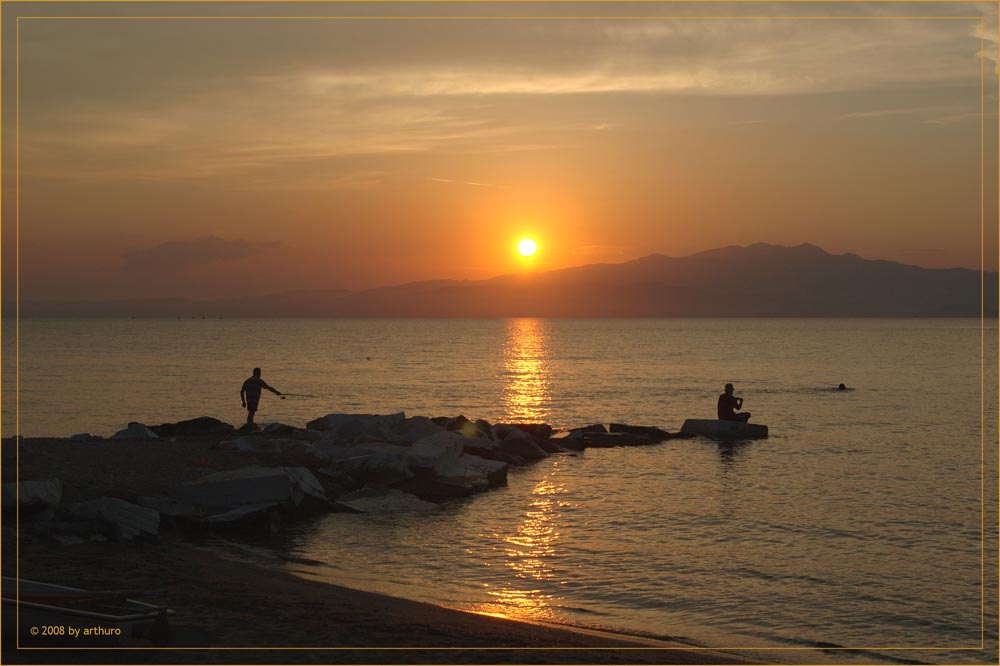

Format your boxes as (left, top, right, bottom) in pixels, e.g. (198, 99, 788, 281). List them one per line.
(21, 244, 998, 317)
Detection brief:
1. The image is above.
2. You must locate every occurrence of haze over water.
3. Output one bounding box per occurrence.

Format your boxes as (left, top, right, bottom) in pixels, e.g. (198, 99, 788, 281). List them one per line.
(3, 316, 997, 663)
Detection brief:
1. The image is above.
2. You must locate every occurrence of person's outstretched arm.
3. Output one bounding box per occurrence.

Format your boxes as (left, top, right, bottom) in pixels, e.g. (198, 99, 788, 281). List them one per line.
(263, 381, 282, 396)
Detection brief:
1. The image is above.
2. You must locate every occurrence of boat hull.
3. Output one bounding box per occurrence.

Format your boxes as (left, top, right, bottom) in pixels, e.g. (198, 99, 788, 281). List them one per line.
(2, 577, 171, 647)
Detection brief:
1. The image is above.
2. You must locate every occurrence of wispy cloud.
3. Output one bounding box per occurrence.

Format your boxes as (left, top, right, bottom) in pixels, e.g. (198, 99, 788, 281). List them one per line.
(429, 177, 502, 188)
(20, 12, 991, 187)
(842, 107, 941, 120)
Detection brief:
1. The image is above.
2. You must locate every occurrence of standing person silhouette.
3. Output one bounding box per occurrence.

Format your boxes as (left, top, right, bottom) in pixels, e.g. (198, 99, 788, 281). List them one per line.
(717, 383, 751, 422)
(240, 367, 283, 427)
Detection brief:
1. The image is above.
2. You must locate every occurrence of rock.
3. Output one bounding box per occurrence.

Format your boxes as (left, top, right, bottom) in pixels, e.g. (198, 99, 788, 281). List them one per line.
(473, 419, 496, 439)
(409, 431, 465, 472)
(66, 497, 159, 541)
(261, 422, 297, 437)
(52, 534, 86, 546)
(496, 434, 548, 460)
(69, 433, 93, 442)
(277, 440, 332, 464)
(236, 423, 261, 434)
(390, 416, 445, 443)
(306, 412, 405, 440)
(579, 432, 658, 447)
(609, 423, 671, 441)
(496, 423, 554, 440)
(111, 422, 159, 440)
(333, 453, 412, 486)
(306, 417, 331, 431)
(35, 518, 108, 541)
(203, 502, 282, 525)
(279, 467, 328, 506)
(290, 429, 323, 442)
(335, 487, 437, 513)
(136, 496, 203, 520)
(171, 466, 293, 507)
(213, 436, 279, 453)
(564, 424, 607, 438)
(444, 415, 471, 431)
(442, 415, 487, 438)
(454, 454, 508, 487)
(535, 439, 565, 454)
(425, 454, 497, 493)
(679, 419, 768, 440)
(462, 438, 499, 457)
(150, 416, 235, 437)
(461, 439, 526, 466)
(315, 467, 362, 492)
(2, 478, 62, 510)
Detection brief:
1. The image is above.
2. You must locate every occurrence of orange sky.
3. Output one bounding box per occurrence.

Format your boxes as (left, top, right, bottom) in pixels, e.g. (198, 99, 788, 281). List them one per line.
(2, 2, 997, 300)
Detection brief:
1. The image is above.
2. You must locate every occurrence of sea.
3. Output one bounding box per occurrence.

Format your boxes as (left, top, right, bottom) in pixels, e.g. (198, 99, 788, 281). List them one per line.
(2, 317, 997, 664)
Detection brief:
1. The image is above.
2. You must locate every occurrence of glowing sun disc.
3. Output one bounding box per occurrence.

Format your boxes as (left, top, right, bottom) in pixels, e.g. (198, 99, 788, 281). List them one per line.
(517, 238, 538, 257)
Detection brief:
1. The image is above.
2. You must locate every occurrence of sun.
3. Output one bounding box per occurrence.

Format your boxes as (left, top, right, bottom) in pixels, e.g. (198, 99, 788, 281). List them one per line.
(517, 238, 538, 257)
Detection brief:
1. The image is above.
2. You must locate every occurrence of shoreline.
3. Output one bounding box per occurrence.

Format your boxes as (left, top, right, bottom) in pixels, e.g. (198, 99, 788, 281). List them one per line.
(5, 533, 755, 664)
(3, 425, 758, 663)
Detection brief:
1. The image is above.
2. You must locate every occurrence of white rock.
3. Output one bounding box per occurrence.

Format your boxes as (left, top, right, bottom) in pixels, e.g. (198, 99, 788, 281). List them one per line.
(455, 454, 508, 487)
(334, 454, 412, 486)
(136, 495, 203, 519)
(279, 467, 327, 505)
(390, 416, 445, 443)
(409, 431, 465, 473)
(309, 412, 406, 440)
(67, 497, 159, 541)
(171, 466, 292, 507)
(111, 423, 159, 440)
(1, 478, 62, 509)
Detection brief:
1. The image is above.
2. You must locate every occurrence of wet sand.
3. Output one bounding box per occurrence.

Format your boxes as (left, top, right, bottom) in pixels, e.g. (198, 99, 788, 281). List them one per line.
(5, 534, 752, 664)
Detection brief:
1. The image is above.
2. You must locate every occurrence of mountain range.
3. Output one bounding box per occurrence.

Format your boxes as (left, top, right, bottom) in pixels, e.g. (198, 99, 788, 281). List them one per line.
(20, 243, 998, 317)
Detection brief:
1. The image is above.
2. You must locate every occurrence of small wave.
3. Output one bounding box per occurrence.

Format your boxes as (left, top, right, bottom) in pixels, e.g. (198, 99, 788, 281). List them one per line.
(741, 630, 933, 665)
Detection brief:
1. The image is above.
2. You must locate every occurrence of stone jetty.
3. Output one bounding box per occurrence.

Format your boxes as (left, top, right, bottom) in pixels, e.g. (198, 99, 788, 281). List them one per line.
(4, 413, 693, 545)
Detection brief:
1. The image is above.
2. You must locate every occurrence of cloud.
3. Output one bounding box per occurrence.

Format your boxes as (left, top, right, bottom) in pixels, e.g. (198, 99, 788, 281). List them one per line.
(429, 177, 501, 188)
(121, 236, 280, 272)
(20, 12, 991, 186)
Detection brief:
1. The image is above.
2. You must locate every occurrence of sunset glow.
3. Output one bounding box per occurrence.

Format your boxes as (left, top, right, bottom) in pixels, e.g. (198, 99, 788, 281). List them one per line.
(2, 4, 995, 304)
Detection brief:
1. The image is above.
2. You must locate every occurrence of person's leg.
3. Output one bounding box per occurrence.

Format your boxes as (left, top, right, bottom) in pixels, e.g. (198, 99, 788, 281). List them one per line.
(735, 412, 751, 422)
(247, 401, 259, 424)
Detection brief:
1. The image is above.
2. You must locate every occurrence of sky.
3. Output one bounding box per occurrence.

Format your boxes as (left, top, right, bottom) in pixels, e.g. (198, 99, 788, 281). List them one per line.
(2, 1, 998, 301)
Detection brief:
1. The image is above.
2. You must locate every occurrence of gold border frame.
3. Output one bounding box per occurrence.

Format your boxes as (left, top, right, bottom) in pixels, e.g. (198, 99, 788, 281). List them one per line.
(2, 1, 996, 659)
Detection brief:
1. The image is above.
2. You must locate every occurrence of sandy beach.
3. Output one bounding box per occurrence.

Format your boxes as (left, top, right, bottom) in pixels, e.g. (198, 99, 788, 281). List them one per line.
(2, 434, 752, 664)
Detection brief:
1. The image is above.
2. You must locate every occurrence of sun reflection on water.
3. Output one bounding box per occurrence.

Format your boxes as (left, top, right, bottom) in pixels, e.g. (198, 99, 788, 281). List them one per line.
(474, 473, 567, 621)
(501, 318, 550, 423)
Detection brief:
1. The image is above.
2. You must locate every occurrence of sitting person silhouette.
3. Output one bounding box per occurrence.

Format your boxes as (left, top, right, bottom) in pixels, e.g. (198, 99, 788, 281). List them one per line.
(718, 383, 751, 422)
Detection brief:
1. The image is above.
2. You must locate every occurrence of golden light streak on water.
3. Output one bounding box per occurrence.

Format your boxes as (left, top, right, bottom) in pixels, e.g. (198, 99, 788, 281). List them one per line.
(473, 473, 567, 621)
(501, 318, 550, 423)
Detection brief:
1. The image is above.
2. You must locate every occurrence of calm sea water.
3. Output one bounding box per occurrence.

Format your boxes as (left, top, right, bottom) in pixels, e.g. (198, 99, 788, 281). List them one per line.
(3, 317, 997, 663)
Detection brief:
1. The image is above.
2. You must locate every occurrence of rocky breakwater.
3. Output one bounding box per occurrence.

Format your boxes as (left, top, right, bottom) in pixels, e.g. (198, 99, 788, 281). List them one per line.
(6, 412, 690, 546)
